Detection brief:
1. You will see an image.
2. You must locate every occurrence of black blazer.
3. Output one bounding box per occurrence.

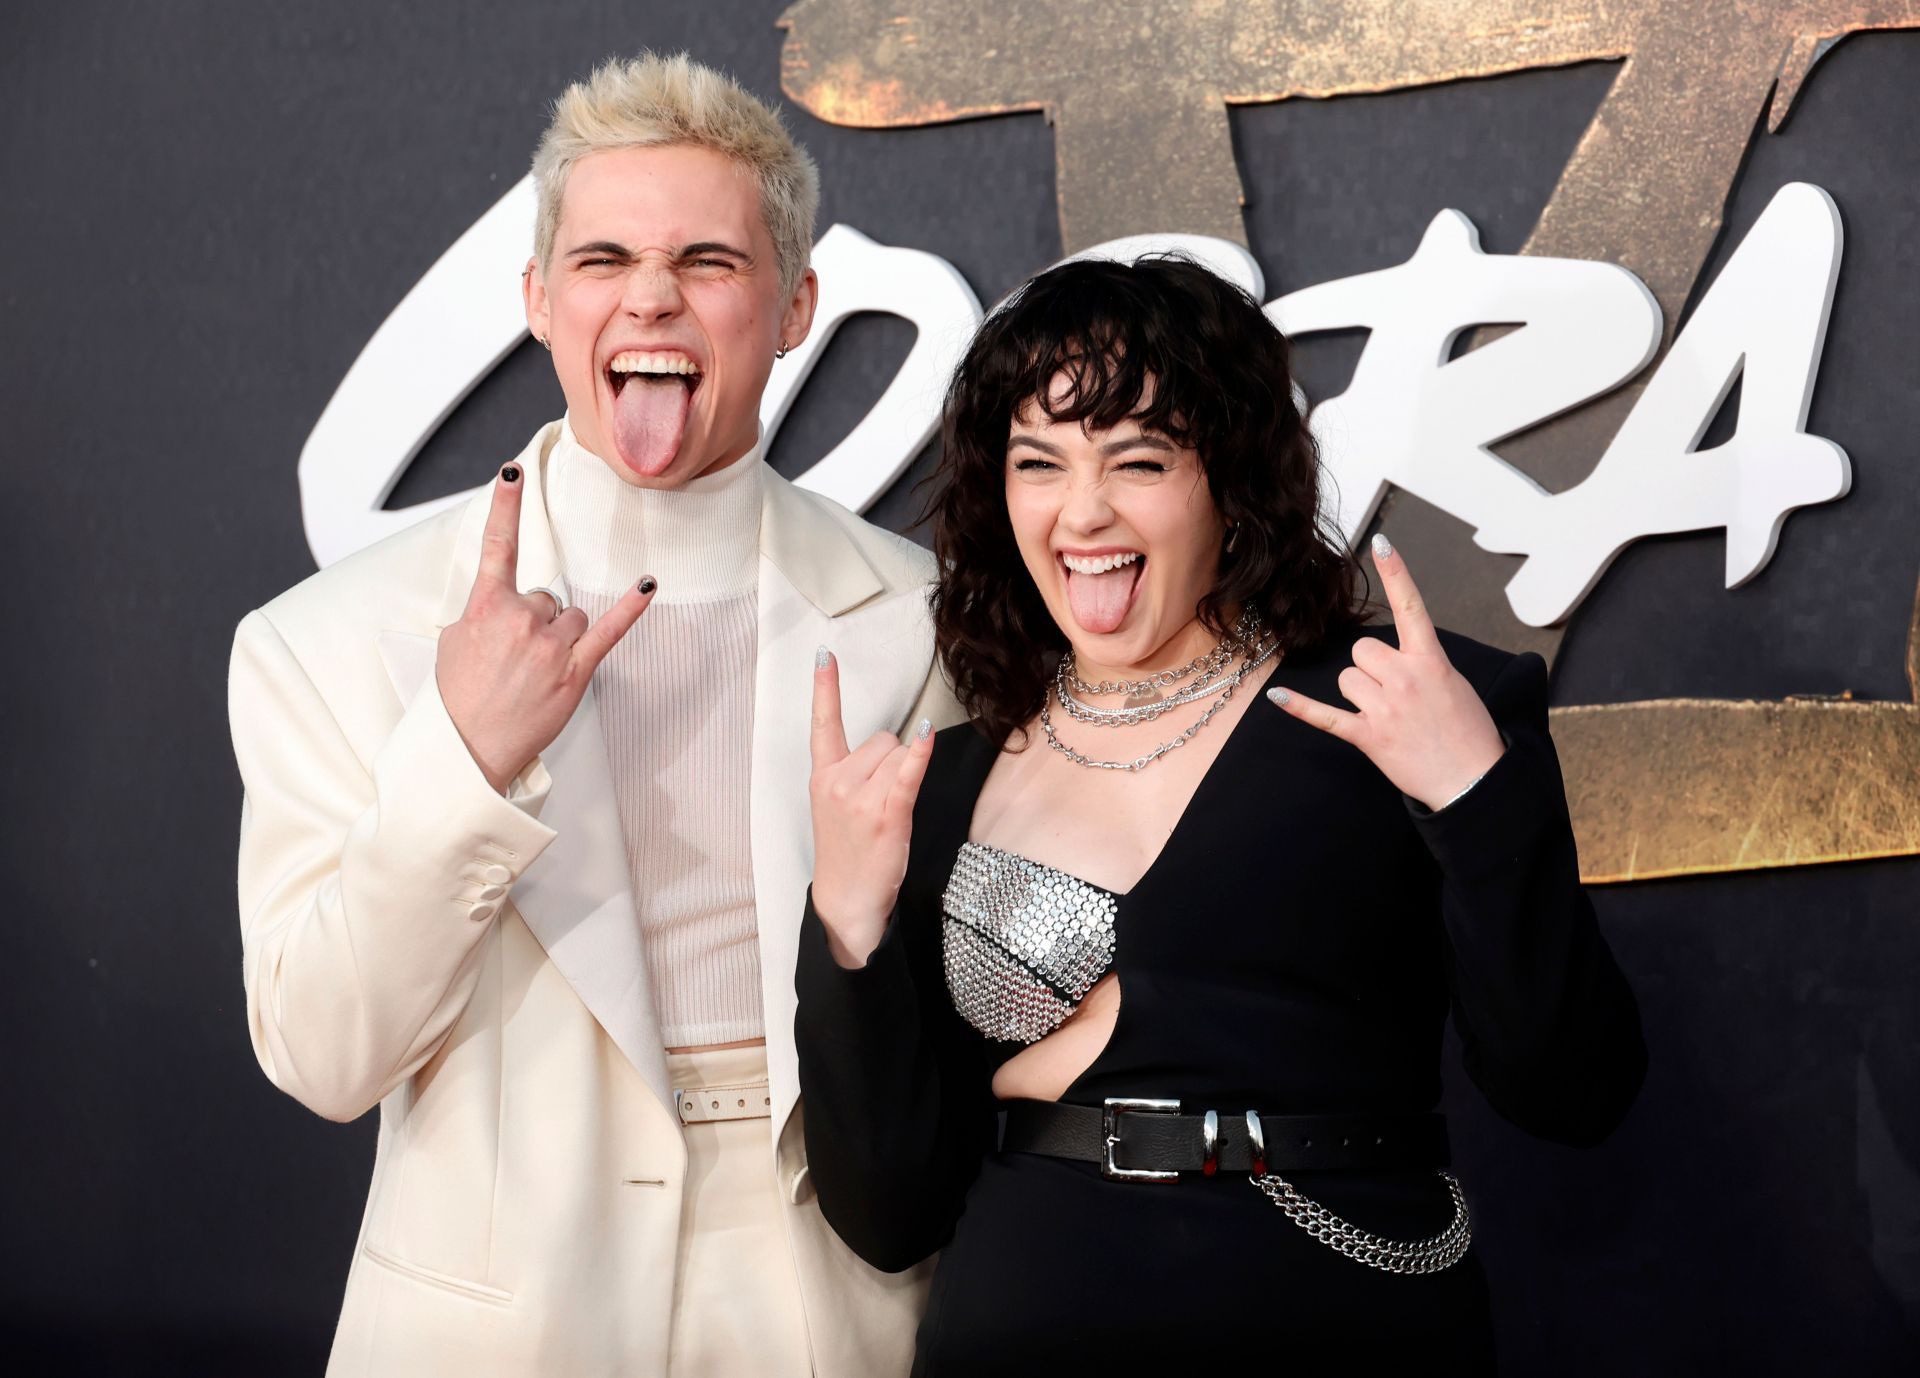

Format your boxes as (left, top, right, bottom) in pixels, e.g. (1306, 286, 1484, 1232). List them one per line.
(795, 623, 1647, 1272)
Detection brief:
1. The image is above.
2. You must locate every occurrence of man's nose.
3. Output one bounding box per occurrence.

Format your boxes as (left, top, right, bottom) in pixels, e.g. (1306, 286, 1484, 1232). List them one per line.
(622, 260, 684, 319)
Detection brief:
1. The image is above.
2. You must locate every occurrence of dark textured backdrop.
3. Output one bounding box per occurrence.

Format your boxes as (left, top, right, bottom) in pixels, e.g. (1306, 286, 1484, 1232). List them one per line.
(3, 3, 1917, 1373)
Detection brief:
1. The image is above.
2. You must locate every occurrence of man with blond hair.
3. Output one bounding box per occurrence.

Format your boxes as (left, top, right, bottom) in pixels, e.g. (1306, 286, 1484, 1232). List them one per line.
(228, 52, 955, 1375)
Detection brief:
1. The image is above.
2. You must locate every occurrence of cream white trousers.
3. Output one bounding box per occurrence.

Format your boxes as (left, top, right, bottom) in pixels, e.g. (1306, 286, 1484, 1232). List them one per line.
(665, 1044, 813, 1376)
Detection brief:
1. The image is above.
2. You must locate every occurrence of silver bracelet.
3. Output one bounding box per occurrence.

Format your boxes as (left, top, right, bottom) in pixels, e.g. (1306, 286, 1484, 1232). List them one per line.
(1428, 731, 1510, 814)
(1431, 769, 1489, 814)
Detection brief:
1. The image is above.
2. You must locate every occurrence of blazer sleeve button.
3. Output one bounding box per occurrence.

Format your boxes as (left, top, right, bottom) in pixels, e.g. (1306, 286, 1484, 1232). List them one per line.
(468, 900, 500, 924)
(479, 863, 513, 885)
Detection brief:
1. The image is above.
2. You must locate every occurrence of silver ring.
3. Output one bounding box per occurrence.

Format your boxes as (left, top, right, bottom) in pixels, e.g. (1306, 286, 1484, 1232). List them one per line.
(525, 583, 568, 621)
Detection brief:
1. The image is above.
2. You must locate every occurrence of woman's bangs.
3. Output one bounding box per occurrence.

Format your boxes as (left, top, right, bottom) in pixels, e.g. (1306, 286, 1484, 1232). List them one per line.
(1010, 318, 1196, 446)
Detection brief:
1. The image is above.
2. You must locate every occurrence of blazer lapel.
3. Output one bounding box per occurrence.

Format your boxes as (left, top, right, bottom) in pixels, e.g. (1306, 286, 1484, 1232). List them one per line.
(378, 423, 671, 1111)
(373, 442, 933, 1134)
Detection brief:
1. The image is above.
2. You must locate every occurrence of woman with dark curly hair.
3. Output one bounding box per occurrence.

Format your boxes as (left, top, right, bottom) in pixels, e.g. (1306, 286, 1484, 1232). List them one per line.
(793, 254, 1645, 1372)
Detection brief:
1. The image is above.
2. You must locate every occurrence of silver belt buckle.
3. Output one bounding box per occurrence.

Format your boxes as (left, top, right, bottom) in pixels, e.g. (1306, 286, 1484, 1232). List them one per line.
(1101, 1096, 1182, 1182)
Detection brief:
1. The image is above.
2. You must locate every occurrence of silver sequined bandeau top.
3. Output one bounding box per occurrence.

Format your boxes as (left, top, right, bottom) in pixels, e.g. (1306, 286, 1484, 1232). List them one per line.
(941, 841, 1119, 1045)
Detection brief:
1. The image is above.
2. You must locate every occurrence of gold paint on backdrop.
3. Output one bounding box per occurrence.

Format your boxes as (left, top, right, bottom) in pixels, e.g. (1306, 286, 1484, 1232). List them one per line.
(779, 2, 1920, 328)
(1584, 572, 1920, 883)
(1557, 697, 1920, 883)
(777, 0, 1920, 883)
(1559, 543, 1920, 882)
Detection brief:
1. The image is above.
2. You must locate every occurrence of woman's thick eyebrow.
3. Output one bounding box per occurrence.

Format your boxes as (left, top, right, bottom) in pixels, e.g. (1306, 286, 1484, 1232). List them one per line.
(1008, 432, 1063, 455)
(1007, 432, 1174, 456)
(1100, 434, 1173, 455)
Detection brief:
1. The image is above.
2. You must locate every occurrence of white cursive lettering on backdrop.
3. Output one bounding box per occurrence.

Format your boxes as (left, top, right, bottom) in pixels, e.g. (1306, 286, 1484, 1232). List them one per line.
(1270, 181, 1848, 627)
(755, 224, 982, 513)
(295, 175, 986, 569)
(301, 179, 1847, 628)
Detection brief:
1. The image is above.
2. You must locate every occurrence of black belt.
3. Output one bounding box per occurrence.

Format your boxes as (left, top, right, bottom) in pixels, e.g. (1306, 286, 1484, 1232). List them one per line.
(1000, 1098, 1450, 1183)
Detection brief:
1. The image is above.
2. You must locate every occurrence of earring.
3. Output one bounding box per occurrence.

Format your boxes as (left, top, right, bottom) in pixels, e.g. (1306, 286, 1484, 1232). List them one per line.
(539, 335, 551, 351)
(774, 342, 790, 360)
(1225, 523, 1241, 555)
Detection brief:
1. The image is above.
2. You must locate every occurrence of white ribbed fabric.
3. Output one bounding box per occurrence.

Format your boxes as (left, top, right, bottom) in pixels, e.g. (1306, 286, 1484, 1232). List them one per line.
(544, 415, 766, 1047)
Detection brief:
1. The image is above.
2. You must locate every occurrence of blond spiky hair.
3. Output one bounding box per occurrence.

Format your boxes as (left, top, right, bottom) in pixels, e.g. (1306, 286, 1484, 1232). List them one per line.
(530, 51, 821, 295)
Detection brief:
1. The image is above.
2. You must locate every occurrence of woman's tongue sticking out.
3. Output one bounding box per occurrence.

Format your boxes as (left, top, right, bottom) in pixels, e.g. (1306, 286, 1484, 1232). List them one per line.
(1065, 559, 1144, 636)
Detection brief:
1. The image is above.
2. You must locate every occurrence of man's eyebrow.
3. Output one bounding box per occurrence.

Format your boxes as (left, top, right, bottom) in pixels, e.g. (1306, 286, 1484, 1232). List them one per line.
(565, 241, 633, 259)
(676, 241, 752, 260)
(562, 240, 754, 263)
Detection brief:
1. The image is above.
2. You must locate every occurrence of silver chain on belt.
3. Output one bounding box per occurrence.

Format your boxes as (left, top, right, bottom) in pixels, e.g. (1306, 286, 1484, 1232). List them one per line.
(1248, 1169, 1471, 1274)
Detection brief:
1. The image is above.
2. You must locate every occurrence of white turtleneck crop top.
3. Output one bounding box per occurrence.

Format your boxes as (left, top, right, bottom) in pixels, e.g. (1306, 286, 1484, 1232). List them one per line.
(541, 415, 766, 1048)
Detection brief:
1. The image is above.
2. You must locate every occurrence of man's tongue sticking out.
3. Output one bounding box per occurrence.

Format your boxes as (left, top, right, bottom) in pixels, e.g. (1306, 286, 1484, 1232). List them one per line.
(613, 375, 692, 479)
(1066, 562, 1142, 636)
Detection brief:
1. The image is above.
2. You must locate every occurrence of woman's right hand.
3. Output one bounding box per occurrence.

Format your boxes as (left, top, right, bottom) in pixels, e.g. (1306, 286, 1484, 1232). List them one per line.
(809, 649, 934, 968)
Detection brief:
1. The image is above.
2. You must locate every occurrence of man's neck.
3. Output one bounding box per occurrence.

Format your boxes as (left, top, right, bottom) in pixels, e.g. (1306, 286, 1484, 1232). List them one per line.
(544, 414, 764, 600)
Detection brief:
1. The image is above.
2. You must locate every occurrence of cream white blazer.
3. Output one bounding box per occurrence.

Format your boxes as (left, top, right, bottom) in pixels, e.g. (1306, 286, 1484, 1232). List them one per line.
(228, 422, 962, 1376)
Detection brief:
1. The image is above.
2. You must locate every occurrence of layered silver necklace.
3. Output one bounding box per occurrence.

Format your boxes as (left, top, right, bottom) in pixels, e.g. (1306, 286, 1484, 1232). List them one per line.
(1041, 609, 1279, 772)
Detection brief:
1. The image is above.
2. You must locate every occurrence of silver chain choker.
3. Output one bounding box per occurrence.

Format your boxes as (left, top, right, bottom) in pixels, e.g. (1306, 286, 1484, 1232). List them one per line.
(1066, 607, 1259, 698)
(1041, 613, 1279, 772)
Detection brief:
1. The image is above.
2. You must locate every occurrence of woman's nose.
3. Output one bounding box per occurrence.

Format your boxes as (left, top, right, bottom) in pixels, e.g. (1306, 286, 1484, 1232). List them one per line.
(1058, 476, 1115, 533)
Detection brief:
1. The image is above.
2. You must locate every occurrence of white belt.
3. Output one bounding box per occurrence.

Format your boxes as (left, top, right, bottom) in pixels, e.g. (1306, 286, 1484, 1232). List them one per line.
(675, 1079, 774, 1124)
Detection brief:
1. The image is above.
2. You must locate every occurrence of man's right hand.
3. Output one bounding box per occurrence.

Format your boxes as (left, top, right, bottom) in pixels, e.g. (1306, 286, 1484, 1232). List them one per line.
(436, 462, 656, 794)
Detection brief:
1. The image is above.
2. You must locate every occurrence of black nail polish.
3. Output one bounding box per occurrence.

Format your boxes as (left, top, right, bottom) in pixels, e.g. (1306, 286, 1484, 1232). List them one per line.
(502, 465, 521, 483)
(638, 576, 657, 595)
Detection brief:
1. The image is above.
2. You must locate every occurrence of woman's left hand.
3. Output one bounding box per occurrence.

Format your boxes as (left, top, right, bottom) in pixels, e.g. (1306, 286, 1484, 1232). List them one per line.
(1266, 533, 1506, 812)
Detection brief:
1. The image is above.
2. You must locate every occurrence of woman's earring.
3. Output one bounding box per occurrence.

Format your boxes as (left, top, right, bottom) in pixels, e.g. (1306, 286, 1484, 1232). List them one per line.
(539, 334, 551, 351)
(774, 341, 790, 360)
(1225, 523, 1241, 555)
